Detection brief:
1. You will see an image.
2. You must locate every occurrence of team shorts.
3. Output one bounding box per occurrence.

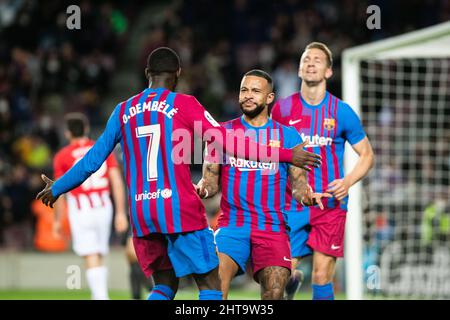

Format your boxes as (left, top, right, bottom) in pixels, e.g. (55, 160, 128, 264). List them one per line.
(133, 227, 219, 278)
(215, 226, 292, 282)
(288, 207, 347, 258)
(68, 205, 113, 256)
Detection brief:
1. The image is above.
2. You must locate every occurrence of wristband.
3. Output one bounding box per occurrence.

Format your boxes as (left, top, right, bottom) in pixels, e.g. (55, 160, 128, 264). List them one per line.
(279, 148, 293, 163)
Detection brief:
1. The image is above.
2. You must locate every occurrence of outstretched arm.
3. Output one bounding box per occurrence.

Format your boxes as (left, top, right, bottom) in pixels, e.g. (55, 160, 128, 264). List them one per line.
(181, 95, 322, 170)
(37, 106, 123, 207)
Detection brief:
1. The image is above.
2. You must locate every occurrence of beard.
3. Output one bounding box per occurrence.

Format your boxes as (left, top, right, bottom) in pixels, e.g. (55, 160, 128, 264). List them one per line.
(304, 80, 321, 87)
(302, 73, 326, 87)
(239, 100, 266, 119)
(303, 77, 325, 87)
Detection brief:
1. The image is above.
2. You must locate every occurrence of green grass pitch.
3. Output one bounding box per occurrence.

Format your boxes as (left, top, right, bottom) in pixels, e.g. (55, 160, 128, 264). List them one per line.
(0, 288, 346, 300)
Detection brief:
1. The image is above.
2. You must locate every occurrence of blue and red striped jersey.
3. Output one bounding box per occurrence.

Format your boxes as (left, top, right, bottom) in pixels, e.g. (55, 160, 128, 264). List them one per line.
(271, 91, 366, 211)
(217, 116, 302, 232)
(52, 88, 295, 237)
(53, 88, 209, 236)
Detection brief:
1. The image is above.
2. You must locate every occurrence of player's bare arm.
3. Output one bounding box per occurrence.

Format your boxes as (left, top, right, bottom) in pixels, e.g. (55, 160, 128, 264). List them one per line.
(326, 137, 374, 201)
(108, 167, 128, 233)
(36, 174, 59, 208)
(289, 165, 309, 202)
(196, 163, 221, 199)
(289, 165, 332, 210)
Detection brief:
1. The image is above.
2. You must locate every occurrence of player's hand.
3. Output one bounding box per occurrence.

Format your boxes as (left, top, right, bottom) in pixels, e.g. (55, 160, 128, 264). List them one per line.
(301, 185, 333, 210)
(291, 141, 321, 171)
(194, 180, 209, 199)
(326, 178, 351, 201)
(52, 220, 62, 239)
(36, 174, 59, 208)
(114, 212, 129, 234)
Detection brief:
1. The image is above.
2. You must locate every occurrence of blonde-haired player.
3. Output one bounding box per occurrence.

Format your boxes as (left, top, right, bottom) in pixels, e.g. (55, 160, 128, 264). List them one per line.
(272, 42, 374, 300)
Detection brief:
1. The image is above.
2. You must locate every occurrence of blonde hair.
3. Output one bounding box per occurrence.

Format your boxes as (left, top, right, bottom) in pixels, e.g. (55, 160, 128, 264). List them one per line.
(304, 42, 333, 67)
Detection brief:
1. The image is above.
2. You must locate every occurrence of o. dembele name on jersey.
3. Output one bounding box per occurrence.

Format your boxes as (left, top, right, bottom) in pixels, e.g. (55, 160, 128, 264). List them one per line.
(122, 100, 178, 124)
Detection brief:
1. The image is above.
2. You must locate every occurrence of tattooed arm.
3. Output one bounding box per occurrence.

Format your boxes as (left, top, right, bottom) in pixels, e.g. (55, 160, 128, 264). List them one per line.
(195, 162, 221, 199)
(289, 165, 332, 209)
(289, 165, 309, 204)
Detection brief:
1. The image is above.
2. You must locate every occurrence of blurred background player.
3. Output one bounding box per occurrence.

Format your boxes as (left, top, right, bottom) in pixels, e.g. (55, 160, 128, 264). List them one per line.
(52, 113, 129, 300)
(36, 47, 321, 301)
(196, 69, 330, 300)
(271, 42, 374, 300)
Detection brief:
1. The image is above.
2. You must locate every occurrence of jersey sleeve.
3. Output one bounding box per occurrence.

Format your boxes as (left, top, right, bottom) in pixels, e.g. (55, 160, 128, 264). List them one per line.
(339, 103, 366, 145)
(177, 94, 294, 163)
(52, 104, 123, 197)
(283, 126, 303, 149)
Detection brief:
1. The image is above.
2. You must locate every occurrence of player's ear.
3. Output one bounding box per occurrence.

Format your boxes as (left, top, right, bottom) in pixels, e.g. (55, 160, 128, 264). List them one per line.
(64, 130, 71, 141)
(325, 67, 333, 80)
(176, 68, 181, 77)
(266, 92, 275, 105)
(145, 67, 150, 80)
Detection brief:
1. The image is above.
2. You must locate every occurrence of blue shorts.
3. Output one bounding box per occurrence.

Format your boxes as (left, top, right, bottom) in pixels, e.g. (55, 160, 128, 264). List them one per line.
(215, 226, 292, 280)
(215, 227, 250, 276)
(133, 227, 219, 278)
(167, 227, 219, 277)
(287, 208, 313, 258)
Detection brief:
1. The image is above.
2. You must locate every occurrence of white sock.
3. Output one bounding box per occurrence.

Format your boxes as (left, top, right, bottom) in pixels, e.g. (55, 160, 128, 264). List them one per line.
(86, 266, 109, 300)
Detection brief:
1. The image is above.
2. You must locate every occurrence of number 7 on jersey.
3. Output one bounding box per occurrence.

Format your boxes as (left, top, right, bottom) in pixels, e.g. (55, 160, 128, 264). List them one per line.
(136, 124, 161, 181)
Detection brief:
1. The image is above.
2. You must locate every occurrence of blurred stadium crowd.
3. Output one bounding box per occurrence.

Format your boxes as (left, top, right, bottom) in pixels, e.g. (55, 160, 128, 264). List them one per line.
(1, 0, 449, 250)
(0, 0, 140, 248)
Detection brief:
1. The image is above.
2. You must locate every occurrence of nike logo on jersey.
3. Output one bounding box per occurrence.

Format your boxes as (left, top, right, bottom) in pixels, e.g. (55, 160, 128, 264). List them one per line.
(331, 244, 340, 250)
(289, 119, 302, 125)
(283, 256, 292, 262)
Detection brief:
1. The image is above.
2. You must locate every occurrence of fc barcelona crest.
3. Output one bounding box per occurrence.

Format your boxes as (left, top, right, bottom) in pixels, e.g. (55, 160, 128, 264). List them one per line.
(269, 139, 281, 147)
(323, 118, 335, 131)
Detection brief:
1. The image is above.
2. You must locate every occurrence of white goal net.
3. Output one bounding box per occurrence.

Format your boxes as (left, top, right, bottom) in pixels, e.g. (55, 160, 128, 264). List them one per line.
(343, 21, 450, 299)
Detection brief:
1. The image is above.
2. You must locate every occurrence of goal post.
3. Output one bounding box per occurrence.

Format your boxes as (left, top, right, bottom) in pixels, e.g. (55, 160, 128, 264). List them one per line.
(342, 21, 450, 300)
